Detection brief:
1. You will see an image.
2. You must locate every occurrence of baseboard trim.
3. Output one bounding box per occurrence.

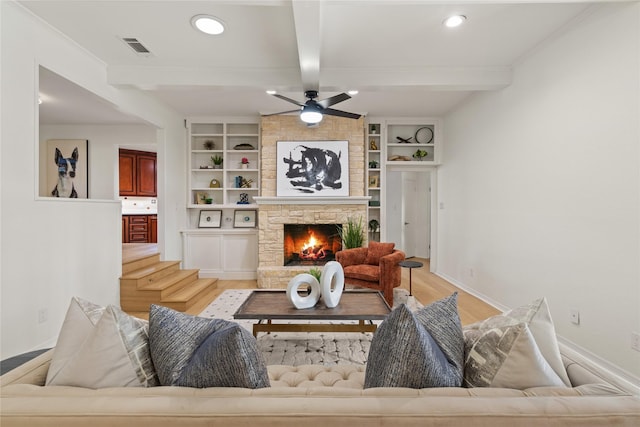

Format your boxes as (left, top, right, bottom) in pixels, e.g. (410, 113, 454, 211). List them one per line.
(434, 271, 509, 312)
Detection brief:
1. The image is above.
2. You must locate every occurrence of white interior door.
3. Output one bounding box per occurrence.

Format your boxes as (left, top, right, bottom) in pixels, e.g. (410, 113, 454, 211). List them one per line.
(402, 175, 418, 258)
(386, 170, 431, 258)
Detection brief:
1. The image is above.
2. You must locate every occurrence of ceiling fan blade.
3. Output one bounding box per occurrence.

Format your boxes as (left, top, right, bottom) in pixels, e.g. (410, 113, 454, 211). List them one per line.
(273, 94, 304, 106)
(322, 107, 361, 120)
(262, 109, 301, 117)
(317, 93, 351, 109)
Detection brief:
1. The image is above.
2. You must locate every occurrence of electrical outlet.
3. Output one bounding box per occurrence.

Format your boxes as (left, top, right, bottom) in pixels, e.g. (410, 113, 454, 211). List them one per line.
(569, 309, 580, 325)
(37, 308, 48, 324)
(632, 332, 640, 352)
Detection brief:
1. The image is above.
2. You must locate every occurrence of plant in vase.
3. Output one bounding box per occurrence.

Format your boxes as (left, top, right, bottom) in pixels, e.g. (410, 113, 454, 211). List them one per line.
(413, 149, 428, 161)
(337, 216, 365, 249)
(308, 267, 322, 282)
(368, 160, 378, 169)
(241, 157, 249, 169)
(211, 155, 223, 169)
(203, 140, 215, 150)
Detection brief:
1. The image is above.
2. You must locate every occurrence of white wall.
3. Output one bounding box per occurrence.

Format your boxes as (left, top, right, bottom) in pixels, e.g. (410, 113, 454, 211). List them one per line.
(0, 1, 186, 359)
(438, 3, 640, 379)
(39, 125, 157, 199)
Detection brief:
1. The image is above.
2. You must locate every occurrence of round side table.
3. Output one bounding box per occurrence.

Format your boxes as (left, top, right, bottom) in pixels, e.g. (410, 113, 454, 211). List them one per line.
(398, 260, 423, 296)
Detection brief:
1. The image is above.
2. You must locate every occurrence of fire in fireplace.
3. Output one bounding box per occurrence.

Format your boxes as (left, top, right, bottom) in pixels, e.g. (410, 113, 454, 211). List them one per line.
(283, 224, 342, 266)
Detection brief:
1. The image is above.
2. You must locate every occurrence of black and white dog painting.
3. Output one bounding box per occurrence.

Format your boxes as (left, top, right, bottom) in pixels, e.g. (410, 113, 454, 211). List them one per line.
(277, 141, 349, 196)
(51, 147, 79, 198)
(45, 139, 88, 198)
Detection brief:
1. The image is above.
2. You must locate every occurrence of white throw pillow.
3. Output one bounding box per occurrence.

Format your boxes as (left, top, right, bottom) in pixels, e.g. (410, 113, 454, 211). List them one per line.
(463, 297, 571, 389)
(46, 297, 158, 388)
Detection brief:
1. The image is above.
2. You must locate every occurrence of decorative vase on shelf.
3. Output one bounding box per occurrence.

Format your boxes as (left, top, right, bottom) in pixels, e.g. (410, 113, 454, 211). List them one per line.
(241, 163, 248, 169)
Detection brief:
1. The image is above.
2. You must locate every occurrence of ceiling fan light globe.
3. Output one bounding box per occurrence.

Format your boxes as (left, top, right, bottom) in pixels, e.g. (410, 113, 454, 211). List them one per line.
(300, 110, 323, 124)
(300, 105, 322, 123)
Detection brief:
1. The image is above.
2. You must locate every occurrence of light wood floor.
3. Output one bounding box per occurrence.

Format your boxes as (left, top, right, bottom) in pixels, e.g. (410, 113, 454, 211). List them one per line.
(123, 245, 500, 324)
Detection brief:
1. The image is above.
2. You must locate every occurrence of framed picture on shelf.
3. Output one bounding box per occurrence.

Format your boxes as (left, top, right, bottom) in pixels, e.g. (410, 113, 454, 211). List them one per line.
(234, 210, 257, 228)
(198, 210, 222, 228)
(276, 140, 349, 197)
(369, 175, 379, 188)
(195, 192, 207, 204)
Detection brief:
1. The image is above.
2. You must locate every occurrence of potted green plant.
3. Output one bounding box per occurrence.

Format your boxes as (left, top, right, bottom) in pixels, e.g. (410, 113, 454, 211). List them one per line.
(412, 149, 428, 161)
(308, 267, 322, 282)
(368, 160, 378, 169)
(368, 219, 379, 234)
(337, 216, 365, 249)
(211, 155, 223, 169)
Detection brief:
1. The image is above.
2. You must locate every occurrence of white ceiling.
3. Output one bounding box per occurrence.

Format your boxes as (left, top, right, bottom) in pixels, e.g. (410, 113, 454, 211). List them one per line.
(26, 0, 600, 125)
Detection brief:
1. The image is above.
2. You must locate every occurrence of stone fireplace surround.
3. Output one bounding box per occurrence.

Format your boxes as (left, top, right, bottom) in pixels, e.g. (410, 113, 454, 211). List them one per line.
(256, 115, 367, 289)
(256, 198, 368, 288)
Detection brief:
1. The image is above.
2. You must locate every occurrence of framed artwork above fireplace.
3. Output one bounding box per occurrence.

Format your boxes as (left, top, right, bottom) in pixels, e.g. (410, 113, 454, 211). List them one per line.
(276, 140, 349, 197)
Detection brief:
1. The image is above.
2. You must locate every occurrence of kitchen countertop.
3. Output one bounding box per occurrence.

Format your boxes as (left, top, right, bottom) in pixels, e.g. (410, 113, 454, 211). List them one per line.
(120, 196, 157, 215)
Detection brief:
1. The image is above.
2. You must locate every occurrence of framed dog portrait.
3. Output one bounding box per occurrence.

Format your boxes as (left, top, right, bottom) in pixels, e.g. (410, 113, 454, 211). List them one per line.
(45, 139, 89, 198)
(276, 140, 349, 197)
(198, 210, 222, 228)
(234, 210, 257, 228)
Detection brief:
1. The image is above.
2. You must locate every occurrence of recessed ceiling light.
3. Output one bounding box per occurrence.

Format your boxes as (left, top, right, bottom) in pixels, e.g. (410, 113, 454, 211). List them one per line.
(191, 15, 225, 35)
(266, 90, 277, 95)
(444, 15, 466, 28)
(347, 90, 359, 95)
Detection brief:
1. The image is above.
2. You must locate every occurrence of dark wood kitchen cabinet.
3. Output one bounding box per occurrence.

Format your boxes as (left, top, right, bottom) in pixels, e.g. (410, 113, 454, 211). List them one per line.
(119, 149, 157, 197)
(149, 215, 158, 243)
(122, 215, 157, 244)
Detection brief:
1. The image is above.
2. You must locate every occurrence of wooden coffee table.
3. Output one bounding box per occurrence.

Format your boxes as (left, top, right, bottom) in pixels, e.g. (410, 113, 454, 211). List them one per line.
(233, 290, 392, 337)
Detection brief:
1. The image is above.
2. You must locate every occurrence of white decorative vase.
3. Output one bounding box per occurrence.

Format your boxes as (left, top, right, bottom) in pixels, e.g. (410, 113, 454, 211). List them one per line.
(286, 274, 321, 309)
(241, 163, 249, 169)
(320, 261, 344, 308)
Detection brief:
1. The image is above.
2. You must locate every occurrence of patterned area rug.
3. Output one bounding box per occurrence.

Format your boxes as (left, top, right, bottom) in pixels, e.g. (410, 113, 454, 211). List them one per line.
(199, 288, 421, 366)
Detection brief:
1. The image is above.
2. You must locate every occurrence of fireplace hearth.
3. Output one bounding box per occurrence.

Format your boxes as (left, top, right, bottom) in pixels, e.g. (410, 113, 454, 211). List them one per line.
(283, 224, 342, 266)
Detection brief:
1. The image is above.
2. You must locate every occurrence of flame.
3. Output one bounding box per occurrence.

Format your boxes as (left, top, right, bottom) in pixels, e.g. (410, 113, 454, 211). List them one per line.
(302, 236, 317, 252)
(300, 233, 326, 260)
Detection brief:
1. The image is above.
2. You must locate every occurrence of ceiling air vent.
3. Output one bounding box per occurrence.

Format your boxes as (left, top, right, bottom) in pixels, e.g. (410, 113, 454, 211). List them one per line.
(121, 37, 153, 56)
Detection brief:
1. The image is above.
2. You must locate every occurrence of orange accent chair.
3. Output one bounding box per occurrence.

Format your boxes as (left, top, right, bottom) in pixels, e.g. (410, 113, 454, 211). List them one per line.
(335, 242, 405, 307)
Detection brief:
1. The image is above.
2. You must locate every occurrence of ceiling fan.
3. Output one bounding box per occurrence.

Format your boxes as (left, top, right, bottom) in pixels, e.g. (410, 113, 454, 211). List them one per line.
(265, 90, 361, 124)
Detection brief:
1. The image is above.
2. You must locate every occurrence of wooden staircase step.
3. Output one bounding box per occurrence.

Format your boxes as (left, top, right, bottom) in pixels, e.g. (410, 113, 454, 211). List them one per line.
(120, 244, 220, 318)
(139, 269, 200, 297)
(120, 260, 181, 288)
(184, 284, 220, 316)
(160, 278, 218, 312)
(122, 253, 160, 275)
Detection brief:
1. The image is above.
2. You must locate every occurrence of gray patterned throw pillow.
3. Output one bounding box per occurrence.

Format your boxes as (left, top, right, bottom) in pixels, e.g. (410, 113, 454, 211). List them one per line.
(149, 304, 270, 389)
(46, 297, 158, 388)
(364, 293, 464, 389)
(462, 297, 570, 389)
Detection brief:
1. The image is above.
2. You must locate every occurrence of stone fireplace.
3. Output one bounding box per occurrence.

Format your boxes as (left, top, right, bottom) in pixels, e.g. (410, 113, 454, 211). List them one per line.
(256, 115, 367, 289)
(283, 223, 342, 266)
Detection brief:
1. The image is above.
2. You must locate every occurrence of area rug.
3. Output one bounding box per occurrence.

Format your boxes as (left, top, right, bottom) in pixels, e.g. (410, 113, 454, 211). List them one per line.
(198, 288, 420, 366)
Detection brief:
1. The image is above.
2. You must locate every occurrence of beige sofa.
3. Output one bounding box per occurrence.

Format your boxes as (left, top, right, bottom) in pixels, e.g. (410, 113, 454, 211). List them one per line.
(1, 347, 639, 427)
